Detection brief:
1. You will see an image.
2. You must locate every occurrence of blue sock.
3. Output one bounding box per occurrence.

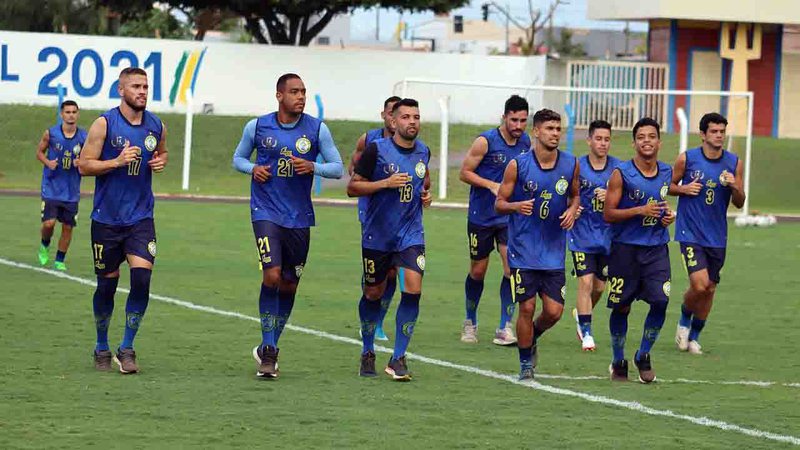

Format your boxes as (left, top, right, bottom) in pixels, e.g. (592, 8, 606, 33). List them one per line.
(55, 250, 66, 263)
(41, 238, 50, 247)
(688, 317, 706, 342)
(609, 309, 629, 363)
(275, 290, 296, 346)
(258, 283, 280, 350)
(639, 302, 667, 356)
(679, 303, 693, 328)
(378, 275, 396, 326)
(393, 292, 421, 360)
(518, 346, 533, 367)
(92, 276, 118, 352)
(464, 275, 484, 324)
(499, 276, 514, 328)
(120, 268, 151, 350)
(578, 314, 592, 337)
(359, 295, 382, 353)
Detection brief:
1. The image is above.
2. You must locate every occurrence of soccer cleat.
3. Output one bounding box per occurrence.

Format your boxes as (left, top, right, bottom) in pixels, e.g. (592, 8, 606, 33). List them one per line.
(581, 334, 596, 352)
(572, 308, 584, 342)
(38, 244, 49, 266)
(54, 261, 67, 271)
(634, 352, 656, 384)
(93, 349, 112, 371)
(492, 323, 517, 346)
(375, 324, 389, 341)
(609, 359, 629, 382)
(460, 319, 478, 344)
(675, 324, 689, 351)
(253, 345, 279, 378)
(688, 340, 703, 355)
(359, 351, 377, 377)
(113, 348, 138, 374)
(385, 356, 411, 381)
(518, 363, 534, 381)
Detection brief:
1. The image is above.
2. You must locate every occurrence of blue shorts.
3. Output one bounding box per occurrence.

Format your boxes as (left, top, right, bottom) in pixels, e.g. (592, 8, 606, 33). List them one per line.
(680, 243, 726, 284)
(467, 222, 508, 260)
(42, 199, 78, 227)
(253, 220, 310, 283)
(362, 245, 425, 286)
(91, 219, 156, 275)
(606, 242, 671, 309)
(571, 251, 608, 281)
(510, 268, 566, 304)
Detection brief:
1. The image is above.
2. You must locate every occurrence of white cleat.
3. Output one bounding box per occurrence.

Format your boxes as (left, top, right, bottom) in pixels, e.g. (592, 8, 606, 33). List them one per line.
(461, 320, 478, 344)
(581, 334, 596, 352)
(492, 323, 517, 346)
(675, 325, 689, 351)
(688, 340, 703, 355)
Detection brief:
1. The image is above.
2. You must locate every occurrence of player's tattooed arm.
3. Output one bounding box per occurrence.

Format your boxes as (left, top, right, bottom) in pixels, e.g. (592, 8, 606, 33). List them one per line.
(560, 162, 581, 229)
(669, 152, 701, 196)
(148, 121, 168, 173)
(347, 142, 408, 197)
(348, 133, 367, 176)
(603, 169, 665, 223)
(36, 129, 57, 170)
(79, 117, 139, 176)
(459, 136, 500, 195)
(421, 170, 432, 208)
(728, 159, 746, 208)
(495, 160, 534, 216)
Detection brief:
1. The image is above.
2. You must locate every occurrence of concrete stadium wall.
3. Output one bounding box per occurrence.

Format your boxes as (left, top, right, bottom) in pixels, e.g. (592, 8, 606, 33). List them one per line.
(0, 31, 546, 124)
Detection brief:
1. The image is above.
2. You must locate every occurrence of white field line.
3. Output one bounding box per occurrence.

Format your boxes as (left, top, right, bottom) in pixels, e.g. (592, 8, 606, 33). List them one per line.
(1, 256, 798, 446)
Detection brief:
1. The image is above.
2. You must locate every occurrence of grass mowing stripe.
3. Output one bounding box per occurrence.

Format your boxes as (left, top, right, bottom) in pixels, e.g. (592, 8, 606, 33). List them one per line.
(2, 256, 798, 446)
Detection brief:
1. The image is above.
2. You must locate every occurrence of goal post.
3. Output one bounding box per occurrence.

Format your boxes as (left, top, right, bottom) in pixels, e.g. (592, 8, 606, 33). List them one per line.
(396, 78, 754, 216)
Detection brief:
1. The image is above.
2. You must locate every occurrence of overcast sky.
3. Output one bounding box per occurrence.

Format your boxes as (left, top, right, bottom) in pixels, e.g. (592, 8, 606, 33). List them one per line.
(349, 0, 648, 41)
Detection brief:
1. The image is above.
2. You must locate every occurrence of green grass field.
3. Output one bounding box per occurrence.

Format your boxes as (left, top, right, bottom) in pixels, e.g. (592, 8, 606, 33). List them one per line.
(1, 195, 799, 448)
(1, 104, 798, 213)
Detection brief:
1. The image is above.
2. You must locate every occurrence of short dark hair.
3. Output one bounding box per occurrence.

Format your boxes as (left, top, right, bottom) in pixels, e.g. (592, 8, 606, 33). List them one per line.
(276, 73, 302, 92)
(60, 100, 78, 110)
(588, 120, 611, 136)
(384, 96, 402, 109)
(391, 98, 419, 114)
(119, 67, 147, 78)
(532, 108, 561, 126)
(699, 112, 728, 133)
(504, 95, 529, 115)
(632, 117, 661, 140)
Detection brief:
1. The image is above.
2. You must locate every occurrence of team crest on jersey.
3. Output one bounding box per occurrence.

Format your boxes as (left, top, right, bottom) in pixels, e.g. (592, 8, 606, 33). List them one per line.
(523, 180, 538, 195)
(383, 163, 400, 175)
(147, 241, 157, 257)
(690, 170, 705, 180)
(662, 281, 671, 297)
(555, 178, 569, 195)
(72, 144, 82, 155)
(262, 136, 278, 148)
(628, 189, 645, 200)
(295, 136, 312, 154)
(659, 185, 669, 199)
(144, 135, 158, 152)
(415, 162, 426, 178)
(111, 135, 127, 148)
(416, 254, 426, 270)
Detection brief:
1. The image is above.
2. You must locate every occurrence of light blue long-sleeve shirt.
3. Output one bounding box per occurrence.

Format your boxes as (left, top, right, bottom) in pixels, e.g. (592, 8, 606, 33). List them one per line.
(232, 118, 343, 178)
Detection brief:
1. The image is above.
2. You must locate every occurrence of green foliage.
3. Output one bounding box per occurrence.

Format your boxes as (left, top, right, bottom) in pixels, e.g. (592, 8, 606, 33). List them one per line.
(118, 7, 191, 39)
(552, 28, 586, 58)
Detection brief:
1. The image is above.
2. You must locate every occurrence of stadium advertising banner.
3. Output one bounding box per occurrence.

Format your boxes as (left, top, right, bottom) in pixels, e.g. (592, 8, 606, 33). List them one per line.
(0, 31, 546, 122)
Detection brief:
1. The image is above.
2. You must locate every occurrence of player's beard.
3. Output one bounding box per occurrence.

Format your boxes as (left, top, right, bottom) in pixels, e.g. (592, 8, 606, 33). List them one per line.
(398, 128, 418, 141)
(124, 96, 146, 112)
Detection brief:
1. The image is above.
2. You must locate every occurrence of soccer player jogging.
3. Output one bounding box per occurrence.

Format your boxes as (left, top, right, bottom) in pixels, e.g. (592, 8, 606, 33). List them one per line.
(567, 120, 621, 351)
(604, 118, 675, 384)
(459, 95, 531, 346)
(495, 109, 580, 380)
(347, 98, 432, 381)
(349, 95, 402, 341)
(671, 113, 745, 354)
(36, 100, 87, 271)
(79, 68, 169, 374)
(232, 73, 343, 379)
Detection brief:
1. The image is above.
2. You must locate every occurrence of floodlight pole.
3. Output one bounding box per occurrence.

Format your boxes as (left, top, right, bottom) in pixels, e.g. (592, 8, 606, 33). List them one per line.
(438, 96, 450, 200)
(181, 89, 193, 191)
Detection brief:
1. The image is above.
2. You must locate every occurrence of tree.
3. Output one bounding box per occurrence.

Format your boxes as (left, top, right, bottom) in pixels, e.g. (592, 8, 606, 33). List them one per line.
(551, 28, 585, 58)
(0, 0, 97, 34)
(165, 0, 468, 45)
(487, 0, 567, 56)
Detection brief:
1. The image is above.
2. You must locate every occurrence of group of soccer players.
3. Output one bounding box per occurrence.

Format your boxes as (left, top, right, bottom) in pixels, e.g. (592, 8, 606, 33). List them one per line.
(37, 70, 743, 383)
